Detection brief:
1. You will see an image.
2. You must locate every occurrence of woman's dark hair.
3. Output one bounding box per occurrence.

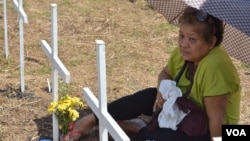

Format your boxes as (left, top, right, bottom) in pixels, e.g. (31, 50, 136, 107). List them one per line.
(179, 7, 224, 47)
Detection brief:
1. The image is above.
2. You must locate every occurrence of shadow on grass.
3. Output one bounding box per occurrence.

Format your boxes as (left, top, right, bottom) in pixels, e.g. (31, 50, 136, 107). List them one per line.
(33, 109, 90, 140)
(33, 113, 53, 140)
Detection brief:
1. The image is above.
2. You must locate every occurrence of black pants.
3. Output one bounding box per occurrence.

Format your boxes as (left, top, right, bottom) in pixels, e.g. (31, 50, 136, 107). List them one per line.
(97, 87, 210, 141)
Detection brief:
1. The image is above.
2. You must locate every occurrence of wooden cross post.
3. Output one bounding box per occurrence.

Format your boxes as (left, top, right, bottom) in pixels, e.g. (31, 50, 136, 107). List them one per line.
(13, 0, 28, 93)
(3, 0, 9, 58)
(41, 4, 70, 141)
(83, 40, 130, 141)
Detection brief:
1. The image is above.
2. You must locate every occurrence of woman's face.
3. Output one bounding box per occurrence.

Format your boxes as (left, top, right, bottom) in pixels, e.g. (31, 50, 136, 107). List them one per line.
(178, 23, 215, 64)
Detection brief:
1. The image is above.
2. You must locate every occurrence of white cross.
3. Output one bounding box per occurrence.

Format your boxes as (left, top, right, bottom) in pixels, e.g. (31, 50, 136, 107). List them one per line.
(41, 4, 70, 141)
(2, 0, 8, 58)
(13, 0, 28, 93)
(83, 40, 130, 141)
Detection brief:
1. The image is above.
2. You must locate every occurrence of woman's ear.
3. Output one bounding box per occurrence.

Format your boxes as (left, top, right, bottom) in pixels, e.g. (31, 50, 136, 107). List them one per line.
(209, 36, 217, 48)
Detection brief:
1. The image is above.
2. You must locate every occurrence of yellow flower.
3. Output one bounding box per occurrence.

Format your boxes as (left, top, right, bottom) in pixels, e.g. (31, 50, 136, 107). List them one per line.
(47, 95, 83, 135)
(48, 102, 57, 113)
(61, 99, 72, 108)
(68, 108, 79, 121)
(58, 124, 63, 130)
(71, 97, 80, 104)
(72, 97, 84, 108)
(57, 104, 67, 112)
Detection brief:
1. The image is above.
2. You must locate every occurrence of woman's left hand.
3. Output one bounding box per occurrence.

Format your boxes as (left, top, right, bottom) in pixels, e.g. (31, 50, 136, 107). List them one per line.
(153, 93, 165, 111)
(204, 94, 229, 138)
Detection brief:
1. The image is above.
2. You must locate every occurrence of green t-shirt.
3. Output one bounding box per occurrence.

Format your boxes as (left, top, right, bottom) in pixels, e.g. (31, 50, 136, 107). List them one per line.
(167, 45, 241, 124)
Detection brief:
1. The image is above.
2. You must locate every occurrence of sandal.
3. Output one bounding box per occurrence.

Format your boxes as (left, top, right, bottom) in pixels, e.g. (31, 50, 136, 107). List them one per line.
(62, 122, 84, 141)
(68, 122, 85, 136)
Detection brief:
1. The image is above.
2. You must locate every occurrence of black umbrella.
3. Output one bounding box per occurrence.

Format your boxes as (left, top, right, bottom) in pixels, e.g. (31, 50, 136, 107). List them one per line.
(145, 0, 250, 66)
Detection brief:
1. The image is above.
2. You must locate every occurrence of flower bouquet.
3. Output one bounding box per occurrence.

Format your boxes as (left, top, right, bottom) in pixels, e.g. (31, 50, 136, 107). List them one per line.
(47, 95, 84, 136)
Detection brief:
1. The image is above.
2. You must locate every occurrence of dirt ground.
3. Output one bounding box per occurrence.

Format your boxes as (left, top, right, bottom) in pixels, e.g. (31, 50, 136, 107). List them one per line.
(0, 0, 250, 141)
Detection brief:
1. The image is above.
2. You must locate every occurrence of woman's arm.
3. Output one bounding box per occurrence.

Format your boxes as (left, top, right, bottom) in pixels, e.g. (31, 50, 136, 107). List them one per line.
(154, 66, 173, 111)
(204, 94, 229, 139)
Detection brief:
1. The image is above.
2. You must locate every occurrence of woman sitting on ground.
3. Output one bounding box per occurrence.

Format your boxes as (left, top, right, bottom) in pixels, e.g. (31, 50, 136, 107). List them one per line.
(64, 6, 241, 141)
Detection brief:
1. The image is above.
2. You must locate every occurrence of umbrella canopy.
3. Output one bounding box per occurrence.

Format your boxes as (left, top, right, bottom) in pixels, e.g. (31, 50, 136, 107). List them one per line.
(145, 0, 250, 66)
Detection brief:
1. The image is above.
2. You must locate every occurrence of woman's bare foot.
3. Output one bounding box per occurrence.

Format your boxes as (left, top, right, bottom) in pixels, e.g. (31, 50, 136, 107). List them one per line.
(63, 114, 146, 140)
(64, 114, 97, 141)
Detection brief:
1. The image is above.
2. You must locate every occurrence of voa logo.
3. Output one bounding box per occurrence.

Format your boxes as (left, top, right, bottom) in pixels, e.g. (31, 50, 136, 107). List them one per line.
(226, 129, 246, 136)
